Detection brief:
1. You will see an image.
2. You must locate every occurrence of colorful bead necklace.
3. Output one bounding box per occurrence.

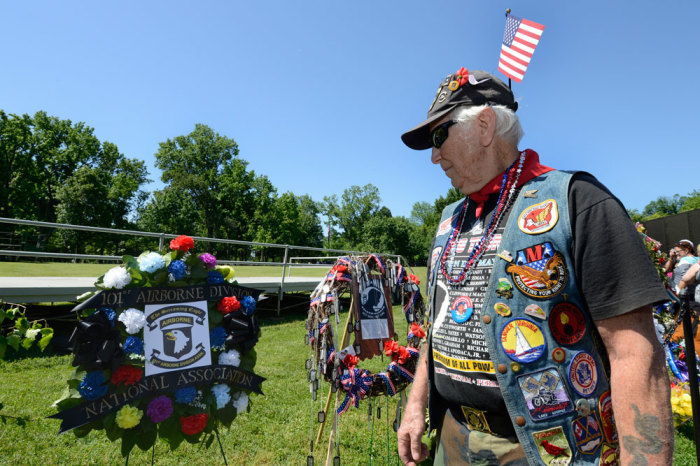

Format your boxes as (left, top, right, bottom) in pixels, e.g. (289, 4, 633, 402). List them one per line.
(440, 151, 526, 285)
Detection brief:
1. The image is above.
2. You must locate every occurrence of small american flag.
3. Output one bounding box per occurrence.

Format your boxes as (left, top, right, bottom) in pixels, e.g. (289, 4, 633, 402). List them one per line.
(498, 13, 545, 83)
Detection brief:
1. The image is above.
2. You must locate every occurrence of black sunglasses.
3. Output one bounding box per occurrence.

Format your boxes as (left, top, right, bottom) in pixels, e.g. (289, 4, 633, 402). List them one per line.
(431, 120, 457, 149)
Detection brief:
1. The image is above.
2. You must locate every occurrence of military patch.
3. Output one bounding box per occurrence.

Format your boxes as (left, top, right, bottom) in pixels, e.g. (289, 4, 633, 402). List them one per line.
(549, 303, 586, 345)
(429, 246, 443, 278)
(575, 398, 595, 416)
(598, 390, 618, 443)
(450, 295, 473, 323)
(518, 199, 559, 234)
(436, 215, 455, 236)
(532, 426, 572, 465)
(460, 405, 493, 434)
(506, 242, 567, 299)
(525, 304, 547, 320)
(599, 442, 620, 465)
(494, 302, 511, 317)
(552, 347, 566, 363)
(571, 411, 603, 454)
(568, 352, 599, 396)
(518, 368, 574, 421)
(500, 318, 546, 363)
(495, 277, 514, 299)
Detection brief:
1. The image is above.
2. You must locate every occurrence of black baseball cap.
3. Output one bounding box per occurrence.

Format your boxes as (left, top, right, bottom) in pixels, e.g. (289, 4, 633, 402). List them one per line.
(401, 68, 518, 150)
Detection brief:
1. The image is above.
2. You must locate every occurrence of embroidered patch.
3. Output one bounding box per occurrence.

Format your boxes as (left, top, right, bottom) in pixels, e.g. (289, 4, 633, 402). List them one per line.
(500, 318, 546, 363)
(436, 215, 454, 236)
(494, 302, 511, 317)
(532, 426, 572, 465)
(599, 442, 620, 465)
(598, 390, 618, 443)
(518, 199, 559, 234)
(571, 412, 603, 454)
(518, 368, 574, 421)
(460, 406, 493, 434)
(575, 398, 595, 416)
(495, 277, 514, 299)
(549, 303, 586, 345)
(552, 347, 566, 363)
(429, 246, 443, 277)
(506, 242, 567, 299)
(450, 296, 473, 323)
(525, 304, 547, 320)
(568, 352, 599, 396)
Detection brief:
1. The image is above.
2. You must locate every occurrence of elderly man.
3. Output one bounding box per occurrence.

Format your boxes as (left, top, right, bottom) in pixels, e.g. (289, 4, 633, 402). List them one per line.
(397, 68, 673, 465)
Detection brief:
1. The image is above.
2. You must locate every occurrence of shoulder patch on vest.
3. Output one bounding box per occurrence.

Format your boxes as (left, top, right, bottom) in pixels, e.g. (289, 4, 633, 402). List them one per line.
(518, 199, 558, 234)
(532, 426, 572, 465)
(571, 411, 603, 454)
(518, 368, 574, 421)
(568, 351, 599, 396)
(506, 242, 567, 299)
(549, 303, 586, 345)
(500, 318, 546, 363)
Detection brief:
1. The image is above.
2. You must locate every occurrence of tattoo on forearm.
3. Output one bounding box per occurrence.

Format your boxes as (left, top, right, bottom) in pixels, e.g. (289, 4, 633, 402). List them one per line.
(621, 404, 663, 465)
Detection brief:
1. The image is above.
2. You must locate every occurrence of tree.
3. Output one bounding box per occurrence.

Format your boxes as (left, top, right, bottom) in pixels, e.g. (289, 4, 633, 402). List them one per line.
(334, 184, 382, 248)
(359, 215, 421, 262)
(680, 190, 700, 213)
(642, 194, 687, 219)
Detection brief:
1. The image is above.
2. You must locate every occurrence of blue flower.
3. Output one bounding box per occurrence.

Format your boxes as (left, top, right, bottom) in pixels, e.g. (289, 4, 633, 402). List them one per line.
(138, 252, 166, 273)
(78, 371, 108, 401)
(174, 386, 197, 404)
(98, 307, 116, 327)
(168, 260, 187, 280)
(210, 326, 227, 347)
(242, 296, 257, 315)
(123, 336, 144, 355)
(207, 271, 224, 284)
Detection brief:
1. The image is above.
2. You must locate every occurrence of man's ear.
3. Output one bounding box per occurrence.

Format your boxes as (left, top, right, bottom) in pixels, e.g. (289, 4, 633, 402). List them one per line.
(477, 107, 497, 147)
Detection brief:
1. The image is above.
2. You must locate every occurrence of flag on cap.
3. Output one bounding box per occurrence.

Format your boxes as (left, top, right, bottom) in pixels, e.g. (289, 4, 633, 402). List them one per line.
(498, 13, 545, 83)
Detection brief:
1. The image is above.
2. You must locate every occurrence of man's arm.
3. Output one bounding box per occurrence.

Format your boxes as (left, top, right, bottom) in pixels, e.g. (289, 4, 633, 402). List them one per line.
(679, 262, 700, 290)
(397, 347, 429, 466)
(595, 305, 674, 465)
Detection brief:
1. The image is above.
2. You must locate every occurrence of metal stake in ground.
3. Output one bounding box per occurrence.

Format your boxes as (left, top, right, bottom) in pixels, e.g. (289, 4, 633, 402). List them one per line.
(681, 294, 700, 461)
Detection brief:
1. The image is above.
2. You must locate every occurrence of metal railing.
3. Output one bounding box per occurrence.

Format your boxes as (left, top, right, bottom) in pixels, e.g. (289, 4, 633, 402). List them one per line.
(0, 217, 404, 311)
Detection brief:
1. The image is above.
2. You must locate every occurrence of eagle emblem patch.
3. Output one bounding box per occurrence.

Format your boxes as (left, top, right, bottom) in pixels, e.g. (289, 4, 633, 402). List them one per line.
(518, 199, 558, 234)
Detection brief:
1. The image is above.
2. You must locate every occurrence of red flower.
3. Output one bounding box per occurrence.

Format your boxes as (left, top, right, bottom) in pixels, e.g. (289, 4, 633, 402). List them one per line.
(180, 413, 208, 435)
(410, 322, 425, 339)
(455, 67, 469, 86)
(217, 296, 241, 314)
(343, 354, 359, 368)
(397, 346, 411, 365)
(170, 235, 195, 252)
(384, 340, 399, 357)
(111, 365, 143, 386)
(408, 274, 421, 285)
(659, 257, 666, 265)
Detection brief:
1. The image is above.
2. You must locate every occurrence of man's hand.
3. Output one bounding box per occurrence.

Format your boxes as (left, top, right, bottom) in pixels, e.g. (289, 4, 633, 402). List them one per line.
(397, 349, 430, 465)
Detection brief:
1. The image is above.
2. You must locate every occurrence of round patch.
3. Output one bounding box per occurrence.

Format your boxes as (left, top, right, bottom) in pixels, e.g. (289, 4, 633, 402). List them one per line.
(494, 302, 511, 317)
(448, 80, 459, 91)
(510, 362, 521, 372)
(524, 304, 546, 320)
(450, 296, 473, 323)
(552, 347, 566, 363)
(568, 352, 598, 396)
(518, 199, 559, 234)
(506, 242, 567, 299)
(500, 318, 546, 364)
(549, 303, 586, 345)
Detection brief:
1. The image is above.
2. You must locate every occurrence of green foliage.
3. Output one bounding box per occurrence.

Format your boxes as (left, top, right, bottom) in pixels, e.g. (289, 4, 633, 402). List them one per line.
(680, 189, 700, 213)
(0, 302, 54, 360)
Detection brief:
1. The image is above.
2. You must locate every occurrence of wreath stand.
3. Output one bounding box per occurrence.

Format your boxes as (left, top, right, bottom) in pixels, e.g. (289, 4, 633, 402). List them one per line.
(123, 427, 229, 465)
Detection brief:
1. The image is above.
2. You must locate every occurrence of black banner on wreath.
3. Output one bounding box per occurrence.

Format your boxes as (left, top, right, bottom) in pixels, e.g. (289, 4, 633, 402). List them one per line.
(72, 283, 263, 313)
(49, 365, 266, 433)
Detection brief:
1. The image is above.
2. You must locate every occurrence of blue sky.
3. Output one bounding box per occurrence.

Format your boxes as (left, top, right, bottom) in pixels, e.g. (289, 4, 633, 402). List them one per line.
(1, 1, 698, 219)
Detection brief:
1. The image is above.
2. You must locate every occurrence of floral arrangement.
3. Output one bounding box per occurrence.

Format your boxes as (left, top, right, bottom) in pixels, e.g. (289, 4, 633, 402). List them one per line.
(635, 222, 669, 286)
(52, 235, 262, 457)
(305, 256, 426, 416)
(671, 381, 693, 427)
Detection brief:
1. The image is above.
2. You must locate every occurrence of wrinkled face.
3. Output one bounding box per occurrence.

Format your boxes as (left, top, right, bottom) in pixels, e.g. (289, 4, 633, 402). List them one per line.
(429, 116, 490, 195)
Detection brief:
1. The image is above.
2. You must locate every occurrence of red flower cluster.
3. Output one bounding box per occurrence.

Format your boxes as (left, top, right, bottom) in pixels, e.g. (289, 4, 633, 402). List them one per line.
(455, 67, 469, 86)
(170, 235, 195, 252)
(410, 322, 425, 339)
(330, 264, 349, 279)
(408, 274, 421, 285)
(659, 257, 666, 265)
(111, 365, 143, 386)
(180, 413, 208, 435)
(217, 296, 241, 314)
(343, 354, 359, 368)
(384, 340, 410, 364)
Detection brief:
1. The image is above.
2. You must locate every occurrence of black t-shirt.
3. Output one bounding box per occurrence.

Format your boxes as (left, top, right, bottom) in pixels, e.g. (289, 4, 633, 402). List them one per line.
(432, 172, 668, 410)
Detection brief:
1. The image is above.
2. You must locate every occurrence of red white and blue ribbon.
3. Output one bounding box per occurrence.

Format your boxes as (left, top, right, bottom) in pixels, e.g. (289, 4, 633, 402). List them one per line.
(368, 254, 386, 274)
(394, 264, 405, 286)
(337, 368, 373, 416)
(377, 372, 396, 397)
(388, 361, 415, 383)
(326, 346, 336, 365)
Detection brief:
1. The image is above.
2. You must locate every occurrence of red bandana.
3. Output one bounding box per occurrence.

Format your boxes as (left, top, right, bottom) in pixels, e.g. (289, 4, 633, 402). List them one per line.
(470, 149, 553, 218)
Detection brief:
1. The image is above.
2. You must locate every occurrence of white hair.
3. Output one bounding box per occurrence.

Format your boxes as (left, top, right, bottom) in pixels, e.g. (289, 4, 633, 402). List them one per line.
(450, 104, 524, 147)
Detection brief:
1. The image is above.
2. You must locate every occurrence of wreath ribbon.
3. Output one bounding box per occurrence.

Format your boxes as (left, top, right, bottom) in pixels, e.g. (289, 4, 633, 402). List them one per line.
(337, 368, 373, 416)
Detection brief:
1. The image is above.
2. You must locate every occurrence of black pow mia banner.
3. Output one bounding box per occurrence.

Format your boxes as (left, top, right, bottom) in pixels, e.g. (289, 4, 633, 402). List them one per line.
(49, 365, 266, 433)
(72, 283, 262, 313)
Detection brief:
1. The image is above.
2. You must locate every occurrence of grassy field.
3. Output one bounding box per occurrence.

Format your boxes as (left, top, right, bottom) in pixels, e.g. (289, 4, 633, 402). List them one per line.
(0, 262, 697, 464)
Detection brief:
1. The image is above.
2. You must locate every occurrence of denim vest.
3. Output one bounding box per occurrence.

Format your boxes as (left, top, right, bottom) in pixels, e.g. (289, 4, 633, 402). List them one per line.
(427, 170, 619, 465)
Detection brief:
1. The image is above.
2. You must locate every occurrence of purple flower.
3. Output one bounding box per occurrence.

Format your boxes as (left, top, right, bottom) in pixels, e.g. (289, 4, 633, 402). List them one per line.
(169, 260, 187, 280)
(199, 253, 217, 269)
(79, 371, 108, 401)
(146, 395, 173, 423)
(207, 271, 224, 284)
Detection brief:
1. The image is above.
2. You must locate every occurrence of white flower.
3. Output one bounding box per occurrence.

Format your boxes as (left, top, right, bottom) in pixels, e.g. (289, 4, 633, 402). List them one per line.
(118, 308, 146, 334)
(211, 383, 231, 409)
(218, 349, 241, 367)
(103, 266, 131, 289)
(137, 252, 166, 273)
(232, 391, 249, 413)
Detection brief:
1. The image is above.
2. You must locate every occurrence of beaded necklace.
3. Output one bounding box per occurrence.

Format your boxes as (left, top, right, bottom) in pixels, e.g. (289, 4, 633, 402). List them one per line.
(439, 151, 526, 285)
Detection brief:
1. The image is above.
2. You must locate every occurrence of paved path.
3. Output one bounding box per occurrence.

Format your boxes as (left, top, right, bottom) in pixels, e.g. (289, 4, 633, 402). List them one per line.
(0, 276, 322, 304)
